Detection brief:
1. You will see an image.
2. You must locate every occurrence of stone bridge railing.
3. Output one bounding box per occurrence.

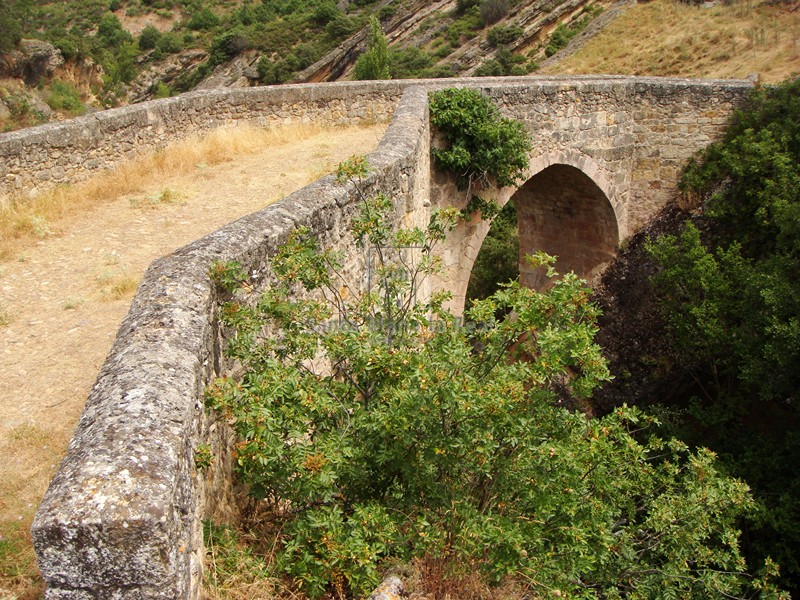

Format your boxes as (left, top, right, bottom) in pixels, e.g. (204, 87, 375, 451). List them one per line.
(26, 76, 752, 598)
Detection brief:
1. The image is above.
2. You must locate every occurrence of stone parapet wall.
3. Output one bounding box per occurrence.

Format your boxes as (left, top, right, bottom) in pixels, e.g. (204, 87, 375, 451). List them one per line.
(28, 76, 753, 598)
(0, 81, 411, 204)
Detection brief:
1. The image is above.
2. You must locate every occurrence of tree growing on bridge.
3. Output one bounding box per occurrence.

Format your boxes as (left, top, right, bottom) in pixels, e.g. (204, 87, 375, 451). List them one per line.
(207, 155, 784, 599)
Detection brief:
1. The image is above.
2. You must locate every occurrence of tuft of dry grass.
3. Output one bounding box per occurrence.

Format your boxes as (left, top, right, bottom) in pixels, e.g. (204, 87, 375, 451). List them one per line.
(0, 123, 332, 262)
(542, 0, 800, 83)
(0, 424, 63, 599)
(95, 269, 140, 301)
(203, 520, 291, 600)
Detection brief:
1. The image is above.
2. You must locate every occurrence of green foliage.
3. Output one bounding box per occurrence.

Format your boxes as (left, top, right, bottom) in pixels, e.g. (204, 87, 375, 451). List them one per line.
(388, 47, 432, 78)
(324, 14, 359, 39)
(208, 29, 250, 66)
(153, 81, 171, 98)
(209, 260, 249, 294)
(188, 6, 220, 30)
(428, 87, 532, 189)
(646, 77, 800, 590)
(0, 0, 25, 52)
(456, 0, 481, 13)
(445, 6, 483, 47)
(474, 47, 529, 76)
(487, 24, 522, 46)
(353, 16, 390, 81)
(480, 0, 509, 26)
(311, 1, 340, 25)
(46, 80, 85, 115)
(544, 14, 594, 57)
(156, 32, 182, 54)
(466, 199, 518, 306)
(208, 157, 782, 598)
(194, 443, 212, 470)
(97, 13, 133, 47)
(138, 24, 161, 50)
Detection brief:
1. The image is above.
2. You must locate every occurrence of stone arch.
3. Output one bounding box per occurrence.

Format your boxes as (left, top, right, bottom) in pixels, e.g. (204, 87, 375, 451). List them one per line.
(440, 151, 625, 314)
(514, 152, 622, 289)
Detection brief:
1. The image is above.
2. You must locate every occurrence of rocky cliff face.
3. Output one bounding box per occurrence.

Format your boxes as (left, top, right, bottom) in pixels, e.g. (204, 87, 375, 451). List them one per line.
(0, 40, 64, 86)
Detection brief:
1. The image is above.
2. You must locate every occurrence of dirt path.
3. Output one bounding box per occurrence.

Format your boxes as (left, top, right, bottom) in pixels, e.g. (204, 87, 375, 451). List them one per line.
(0, 123, 385, 597)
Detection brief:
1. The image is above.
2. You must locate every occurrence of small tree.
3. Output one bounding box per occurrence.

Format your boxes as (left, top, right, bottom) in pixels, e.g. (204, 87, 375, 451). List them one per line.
(353, 16, 390, 81)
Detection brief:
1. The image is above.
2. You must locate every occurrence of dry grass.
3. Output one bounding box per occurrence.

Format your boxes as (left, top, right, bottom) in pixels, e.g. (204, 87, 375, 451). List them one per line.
(203, 520, 292, 600)
(0, 122, 331, 262)
(0, 424, 64, 600)
(542, 0, 800, 83)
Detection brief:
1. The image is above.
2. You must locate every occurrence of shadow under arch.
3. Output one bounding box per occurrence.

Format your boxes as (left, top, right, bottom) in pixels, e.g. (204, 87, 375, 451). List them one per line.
(441, 152, 623, 315)
(514, 162, 620, 289)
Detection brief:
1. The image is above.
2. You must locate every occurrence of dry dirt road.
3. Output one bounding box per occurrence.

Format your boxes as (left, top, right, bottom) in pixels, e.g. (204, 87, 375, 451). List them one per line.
(0, 123, 386, 597)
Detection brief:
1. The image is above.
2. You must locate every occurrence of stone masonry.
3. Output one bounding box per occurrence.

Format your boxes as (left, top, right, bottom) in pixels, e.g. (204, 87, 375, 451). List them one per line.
(20, 76, 752, 598)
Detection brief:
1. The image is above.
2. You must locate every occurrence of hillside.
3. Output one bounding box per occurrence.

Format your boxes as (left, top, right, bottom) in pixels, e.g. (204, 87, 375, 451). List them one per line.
(2, 0, 797, 133)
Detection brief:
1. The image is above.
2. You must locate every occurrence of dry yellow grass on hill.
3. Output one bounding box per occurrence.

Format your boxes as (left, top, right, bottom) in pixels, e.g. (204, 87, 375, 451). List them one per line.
(543, 0, 799, 83)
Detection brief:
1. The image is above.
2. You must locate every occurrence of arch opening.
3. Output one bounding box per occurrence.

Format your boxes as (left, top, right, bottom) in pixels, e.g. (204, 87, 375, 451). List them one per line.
(513, 164, 619, 289)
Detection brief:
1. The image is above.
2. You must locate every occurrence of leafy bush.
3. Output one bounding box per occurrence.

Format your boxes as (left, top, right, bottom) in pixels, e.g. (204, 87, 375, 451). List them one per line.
(0, 0, 24, 52)
(47, 80, 85, 115)
(138, 24, 161, 50)
(353, 16, 390, 80)
(480, 0, 509, 26)
(487, 24, 522, 47)
(428, 87, 531, 189)
(456, 0, 481, 13)
(208, 29, 250, 66)
(311, 1, 340, 25)
(325, 15, 360, 40)
(445, 7, 483, 47)
(208, 156, 783, 599)
(474, 47, 528, 76)
(156, 32, 182, 54)
(96, 13, 133, 48)
(188, 6, 220, 31)
(153, 81, 171, 98)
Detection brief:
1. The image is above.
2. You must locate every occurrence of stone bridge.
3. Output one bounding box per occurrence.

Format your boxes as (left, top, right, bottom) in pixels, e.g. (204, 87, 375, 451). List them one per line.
(9, 76, 751, 598)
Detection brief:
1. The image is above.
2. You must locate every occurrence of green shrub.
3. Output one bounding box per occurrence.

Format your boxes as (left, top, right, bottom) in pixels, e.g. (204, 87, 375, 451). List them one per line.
(153, 81, 171, 98)
(325, 15, 359, 40)
(311, 1, 340, 25)
(0, 3, 23, 53)
(188, 6, 220, 31)
(96, 13, 133, 47)
(428, 87, 531, 189)
(208, 29, 250, 66)
(446, 7, 482, 47)
(466, 199, 518, 306)
(138, 24, 161, 50)
(47, 80, 85, 115)
(456, 0, 481, 13)
(487, 24, 522, 47)
(474, 47, 528, 76)
(156, 32, 182, 54)
(480, 0, 509, 25)
(646, 78, 800, 588)
(388, 47, 433, 78)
